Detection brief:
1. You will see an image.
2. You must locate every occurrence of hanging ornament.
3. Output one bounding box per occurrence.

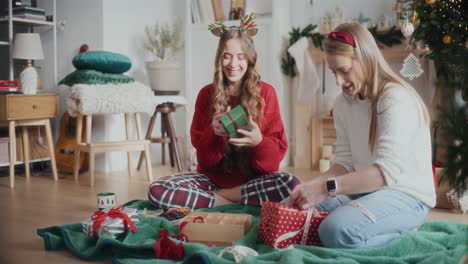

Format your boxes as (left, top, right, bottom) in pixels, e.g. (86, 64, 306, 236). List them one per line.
(416, 41, 432, 55)
(443, 35, 452, 44)
(425, 0, 437, 5)
(400, 53, 424, 80)
(401, 19, 415, 38)
(410, 10, 418, 25)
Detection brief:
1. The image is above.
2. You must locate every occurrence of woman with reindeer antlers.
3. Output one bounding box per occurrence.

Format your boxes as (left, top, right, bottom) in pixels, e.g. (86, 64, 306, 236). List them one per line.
(148, 14, 300, 210)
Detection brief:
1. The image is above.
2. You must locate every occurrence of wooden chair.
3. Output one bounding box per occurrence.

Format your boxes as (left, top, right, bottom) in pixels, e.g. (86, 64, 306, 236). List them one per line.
(137, 102, 182, 172)
(73, 112, 153, 186)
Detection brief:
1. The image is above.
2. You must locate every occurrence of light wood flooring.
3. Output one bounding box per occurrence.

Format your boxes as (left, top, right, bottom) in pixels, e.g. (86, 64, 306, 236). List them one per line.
(0, 166, 467, 264)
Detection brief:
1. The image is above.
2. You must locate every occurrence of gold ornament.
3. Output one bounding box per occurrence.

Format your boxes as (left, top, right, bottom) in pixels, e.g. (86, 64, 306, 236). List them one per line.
(425, 0, 437, 5)
(443, 35, 452, 44)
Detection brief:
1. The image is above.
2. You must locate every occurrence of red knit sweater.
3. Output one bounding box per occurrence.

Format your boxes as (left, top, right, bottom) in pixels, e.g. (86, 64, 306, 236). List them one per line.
(190, 82, 288, 188)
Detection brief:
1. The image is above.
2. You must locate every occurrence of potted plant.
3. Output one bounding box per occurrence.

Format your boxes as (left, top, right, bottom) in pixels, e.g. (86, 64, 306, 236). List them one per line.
(144, 20, 183, 95)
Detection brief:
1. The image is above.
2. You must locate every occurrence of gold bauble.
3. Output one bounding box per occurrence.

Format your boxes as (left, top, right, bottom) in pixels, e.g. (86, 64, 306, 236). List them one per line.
(425, 0, 437, 5)
(443, 35, 452, 44)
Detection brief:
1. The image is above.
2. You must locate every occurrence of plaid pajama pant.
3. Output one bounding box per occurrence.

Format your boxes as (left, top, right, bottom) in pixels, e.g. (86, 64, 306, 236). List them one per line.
(147, 171, 300, 210)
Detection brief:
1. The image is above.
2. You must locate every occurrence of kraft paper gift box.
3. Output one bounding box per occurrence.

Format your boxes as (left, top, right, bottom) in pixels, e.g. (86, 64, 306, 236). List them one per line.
(82, 206, 139, 238)
(179, 211, 252, 247)
(258, 201, 329, 248)
(220, 105, 251, 138)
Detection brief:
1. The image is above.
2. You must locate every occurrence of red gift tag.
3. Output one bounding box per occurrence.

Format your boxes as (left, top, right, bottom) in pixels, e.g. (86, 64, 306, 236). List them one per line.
(258, 202, 328, 248)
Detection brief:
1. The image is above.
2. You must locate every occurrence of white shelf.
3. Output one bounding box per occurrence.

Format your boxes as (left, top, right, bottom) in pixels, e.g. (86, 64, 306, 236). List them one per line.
(3, 0, 57, 82)
(0, 157, 51, 167)
(0, 17, 54, 26)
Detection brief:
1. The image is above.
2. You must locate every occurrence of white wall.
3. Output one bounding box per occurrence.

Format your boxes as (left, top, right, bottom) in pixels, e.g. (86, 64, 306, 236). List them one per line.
(100, 0, 183, 172)
(54, 0, 106, 170)
(52, 0, 184, 172)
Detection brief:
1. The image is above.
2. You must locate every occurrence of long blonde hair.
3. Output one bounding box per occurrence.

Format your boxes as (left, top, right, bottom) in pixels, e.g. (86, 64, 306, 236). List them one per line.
(323, 23, 430, 152)
(211, 29, 264, 175)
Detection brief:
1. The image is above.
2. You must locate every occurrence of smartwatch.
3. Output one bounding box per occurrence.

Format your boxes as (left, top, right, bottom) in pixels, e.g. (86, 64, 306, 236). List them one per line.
(326, 178, 338, 198)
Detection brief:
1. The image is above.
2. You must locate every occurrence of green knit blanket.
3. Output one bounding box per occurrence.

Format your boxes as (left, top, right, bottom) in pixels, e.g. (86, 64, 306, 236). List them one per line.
(37, 200, 467, 264)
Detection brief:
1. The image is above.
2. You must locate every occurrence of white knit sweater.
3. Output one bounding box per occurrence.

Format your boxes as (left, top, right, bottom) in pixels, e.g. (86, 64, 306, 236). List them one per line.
(332, 83, 436, 207)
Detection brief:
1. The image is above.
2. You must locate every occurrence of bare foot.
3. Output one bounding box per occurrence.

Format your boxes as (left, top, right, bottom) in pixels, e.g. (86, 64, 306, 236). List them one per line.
(213, 193, 233, 207)
(216, 186, 241, 202)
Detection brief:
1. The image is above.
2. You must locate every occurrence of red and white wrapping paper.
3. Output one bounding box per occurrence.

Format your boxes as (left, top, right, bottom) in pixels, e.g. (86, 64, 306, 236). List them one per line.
(258, 201, 329, 248)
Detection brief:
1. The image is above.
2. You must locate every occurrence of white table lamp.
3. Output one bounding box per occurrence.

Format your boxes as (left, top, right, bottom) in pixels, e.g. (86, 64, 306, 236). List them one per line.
(13, 33, 44, 94)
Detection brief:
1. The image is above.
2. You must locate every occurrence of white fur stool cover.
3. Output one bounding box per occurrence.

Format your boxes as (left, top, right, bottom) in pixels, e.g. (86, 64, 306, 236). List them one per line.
(66, 82, 155, 116)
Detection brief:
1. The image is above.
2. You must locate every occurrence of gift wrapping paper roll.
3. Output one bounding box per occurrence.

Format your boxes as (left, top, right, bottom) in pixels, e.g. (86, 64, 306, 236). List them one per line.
(322, 145, 333, 159)
(319, 159, 331, 173)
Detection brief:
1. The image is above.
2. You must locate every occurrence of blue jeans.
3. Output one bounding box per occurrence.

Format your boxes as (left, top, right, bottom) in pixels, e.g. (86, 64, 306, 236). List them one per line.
(316, 188, 429, 249)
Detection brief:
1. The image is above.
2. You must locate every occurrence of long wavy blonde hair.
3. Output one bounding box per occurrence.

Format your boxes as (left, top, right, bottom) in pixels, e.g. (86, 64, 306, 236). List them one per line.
(211, 29, 264, 175)
(323, 23, 430, 152)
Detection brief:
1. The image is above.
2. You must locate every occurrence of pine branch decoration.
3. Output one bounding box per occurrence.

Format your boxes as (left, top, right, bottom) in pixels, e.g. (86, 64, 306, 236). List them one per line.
(436, 99, 468, 195)
(281, 25, 404, 77)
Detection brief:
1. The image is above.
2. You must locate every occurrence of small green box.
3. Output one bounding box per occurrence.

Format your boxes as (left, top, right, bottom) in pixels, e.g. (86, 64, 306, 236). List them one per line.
(220, 105, 251, 138)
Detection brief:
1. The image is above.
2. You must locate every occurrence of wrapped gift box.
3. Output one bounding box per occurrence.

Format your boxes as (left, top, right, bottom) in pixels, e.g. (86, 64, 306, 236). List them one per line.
(220, 105, 251, 138)
(258, 201, 328, 248)
(179, 211, 252, 247)
(82, 206, 139, 238)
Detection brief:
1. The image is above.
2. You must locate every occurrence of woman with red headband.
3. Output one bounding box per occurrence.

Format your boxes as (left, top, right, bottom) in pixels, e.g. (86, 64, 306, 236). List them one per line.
(291, 23, 435, 249)
(148, 15, 300, 210)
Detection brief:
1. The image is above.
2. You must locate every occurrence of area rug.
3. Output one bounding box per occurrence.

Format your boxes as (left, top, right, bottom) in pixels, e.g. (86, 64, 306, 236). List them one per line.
(37, 200, 467, 264)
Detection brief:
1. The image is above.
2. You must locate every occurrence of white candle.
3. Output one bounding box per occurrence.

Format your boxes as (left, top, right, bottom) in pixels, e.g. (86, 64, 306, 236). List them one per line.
(322, 145, 333, 159)
(319, 159, 331, 173)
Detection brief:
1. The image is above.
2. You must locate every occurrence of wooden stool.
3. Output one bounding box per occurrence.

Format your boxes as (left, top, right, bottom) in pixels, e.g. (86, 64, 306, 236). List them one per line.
(137, 103, 182, 172)
(73, 112, 153, 186)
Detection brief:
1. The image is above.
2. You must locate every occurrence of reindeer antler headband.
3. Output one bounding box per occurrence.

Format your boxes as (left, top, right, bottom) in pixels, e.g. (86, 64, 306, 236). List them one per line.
(208, 13, 258, 37)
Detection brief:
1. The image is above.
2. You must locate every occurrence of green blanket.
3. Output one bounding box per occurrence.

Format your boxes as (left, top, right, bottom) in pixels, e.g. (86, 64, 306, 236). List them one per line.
(37, 200, 467, 264)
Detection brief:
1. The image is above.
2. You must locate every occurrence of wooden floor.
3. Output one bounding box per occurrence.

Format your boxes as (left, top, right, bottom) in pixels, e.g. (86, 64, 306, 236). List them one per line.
(0, 166, 467, 264)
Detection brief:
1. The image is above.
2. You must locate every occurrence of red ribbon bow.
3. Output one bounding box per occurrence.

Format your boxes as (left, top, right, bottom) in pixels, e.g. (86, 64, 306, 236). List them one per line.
(154, 229, 184, 260)
(90, 205, 138, 237)
(226, 112, 248, 137)
(328, 30, 356, 47)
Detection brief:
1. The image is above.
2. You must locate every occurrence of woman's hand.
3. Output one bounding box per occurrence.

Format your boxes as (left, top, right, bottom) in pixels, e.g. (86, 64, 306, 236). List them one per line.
(290, 177, 328, 210)
(212, 106, 231, 137)
(229, 118, 263, 148)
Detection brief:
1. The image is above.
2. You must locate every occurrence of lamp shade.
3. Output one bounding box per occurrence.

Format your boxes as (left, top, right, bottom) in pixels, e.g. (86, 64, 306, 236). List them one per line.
(13, 33, 44, 60)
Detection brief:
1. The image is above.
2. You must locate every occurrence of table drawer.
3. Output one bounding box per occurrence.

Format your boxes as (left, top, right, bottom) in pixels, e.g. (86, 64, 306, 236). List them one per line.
(0, 94, 58, 121)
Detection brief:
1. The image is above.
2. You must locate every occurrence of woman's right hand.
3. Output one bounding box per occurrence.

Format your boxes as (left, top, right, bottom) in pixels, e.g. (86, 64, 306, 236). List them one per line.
(212, 106, 231, 137)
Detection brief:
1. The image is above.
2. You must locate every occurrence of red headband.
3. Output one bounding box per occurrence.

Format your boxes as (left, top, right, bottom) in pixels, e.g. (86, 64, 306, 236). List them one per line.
(328, 30, 356, 48)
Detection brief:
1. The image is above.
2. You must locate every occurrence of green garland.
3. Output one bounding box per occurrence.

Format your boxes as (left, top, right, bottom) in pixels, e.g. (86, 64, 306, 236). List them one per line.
(281, 25, 404, 77)
(413, 0, 468, 194)
(281, 24, 324, 77)
(413, 0, 468, 94)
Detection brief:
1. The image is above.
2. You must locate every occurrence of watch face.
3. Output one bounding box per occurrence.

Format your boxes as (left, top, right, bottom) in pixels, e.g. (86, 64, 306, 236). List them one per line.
(326, 180, 337, 192)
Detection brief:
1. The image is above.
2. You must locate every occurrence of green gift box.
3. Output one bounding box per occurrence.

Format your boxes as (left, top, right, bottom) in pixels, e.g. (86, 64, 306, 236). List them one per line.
(220, 105, 251, 138)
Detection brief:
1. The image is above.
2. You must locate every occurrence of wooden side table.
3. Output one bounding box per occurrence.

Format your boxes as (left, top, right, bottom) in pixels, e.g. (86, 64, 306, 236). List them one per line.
(0, 93, 59, 188)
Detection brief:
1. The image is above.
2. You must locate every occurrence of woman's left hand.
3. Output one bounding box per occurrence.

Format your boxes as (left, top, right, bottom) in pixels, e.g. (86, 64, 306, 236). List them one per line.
(228, 118, 263, 148)
(290, 177, 328, 210)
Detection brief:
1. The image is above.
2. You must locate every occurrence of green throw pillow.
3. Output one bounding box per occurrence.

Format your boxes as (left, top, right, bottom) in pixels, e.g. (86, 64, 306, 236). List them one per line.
(58, 69, 134, 86)
(72, 51, 132, 73)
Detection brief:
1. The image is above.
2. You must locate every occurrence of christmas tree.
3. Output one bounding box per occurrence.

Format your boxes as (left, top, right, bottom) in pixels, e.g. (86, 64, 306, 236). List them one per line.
(413, 0, 468, 194)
